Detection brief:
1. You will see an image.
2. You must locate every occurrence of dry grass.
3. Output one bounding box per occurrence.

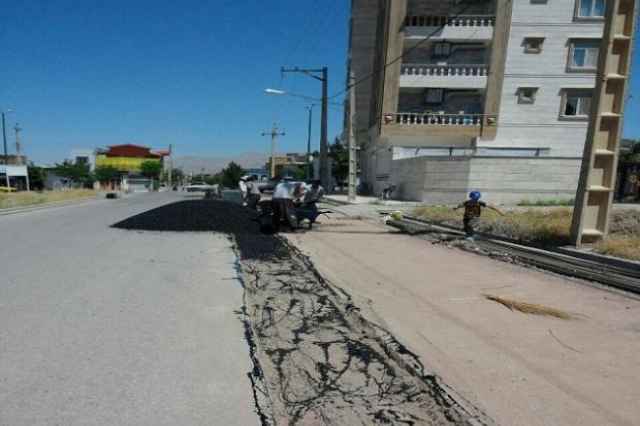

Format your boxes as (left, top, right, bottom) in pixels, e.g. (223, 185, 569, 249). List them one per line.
(483, 294, 574, 320)
(414, 205, 640, 261)
(593, 236, 640, 261)
(0, 189, 97, 209)
(414, 206, 573, 246)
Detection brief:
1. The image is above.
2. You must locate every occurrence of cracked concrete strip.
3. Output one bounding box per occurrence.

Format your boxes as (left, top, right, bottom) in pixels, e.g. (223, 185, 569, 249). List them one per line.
(237, 240, 494, 425)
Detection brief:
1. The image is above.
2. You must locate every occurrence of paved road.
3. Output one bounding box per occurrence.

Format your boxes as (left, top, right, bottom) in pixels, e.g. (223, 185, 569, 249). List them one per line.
(0, 193, 258, 426)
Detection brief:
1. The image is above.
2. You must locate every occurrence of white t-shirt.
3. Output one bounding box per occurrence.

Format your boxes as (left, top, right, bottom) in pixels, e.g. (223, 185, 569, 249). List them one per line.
(238, 180, 247, 194)
(273, 182, 294, 199)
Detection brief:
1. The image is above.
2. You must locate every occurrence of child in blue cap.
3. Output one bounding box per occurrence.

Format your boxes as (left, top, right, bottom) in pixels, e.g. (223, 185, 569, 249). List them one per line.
(454, 191, 504, 239)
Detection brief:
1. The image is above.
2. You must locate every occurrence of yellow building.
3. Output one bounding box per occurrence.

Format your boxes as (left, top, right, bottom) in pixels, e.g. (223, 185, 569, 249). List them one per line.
(95, 144, 165, 172)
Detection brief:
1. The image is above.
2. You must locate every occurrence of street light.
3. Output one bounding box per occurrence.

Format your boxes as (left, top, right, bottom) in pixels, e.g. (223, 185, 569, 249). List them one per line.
(264, 89, 316, 180)
(264, 88, 286, 95)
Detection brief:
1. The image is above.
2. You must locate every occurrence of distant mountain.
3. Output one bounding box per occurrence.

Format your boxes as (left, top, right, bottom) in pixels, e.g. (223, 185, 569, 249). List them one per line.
(173, 152, 269, 174)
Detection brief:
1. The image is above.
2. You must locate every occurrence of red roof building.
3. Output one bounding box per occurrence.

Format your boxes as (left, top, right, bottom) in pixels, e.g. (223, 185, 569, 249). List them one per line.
(101, 144, 165, 159)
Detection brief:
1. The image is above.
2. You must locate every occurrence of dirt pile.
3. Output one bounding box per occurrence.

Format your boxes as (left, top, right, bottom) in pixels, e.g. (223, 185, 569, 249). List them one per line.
(113, 200, 490, 425)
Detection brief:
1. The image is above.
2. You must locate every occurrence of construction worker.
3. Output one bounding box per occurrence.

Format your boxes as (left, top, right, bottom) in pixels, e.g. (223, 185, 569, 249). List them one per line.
(238, 176, 248, 206)
(303, 179, 325, 205)
(245, 175, 261, 210)
(271, 178, 301, 232)
(453, 191, 504, 239)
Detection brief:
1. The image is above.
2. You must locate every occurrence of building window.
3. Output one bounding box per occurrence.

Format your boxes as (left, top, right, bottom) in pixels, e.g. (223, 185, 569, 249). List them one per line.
(425, 88, 444, 104)
(561, 90, 592, 118)
(576, 0, 605, 18)
(568, 39, 600, 71)
(433, 43, 451, 58)
(518, 87, 538, 104)
(523, 37, 544, 53)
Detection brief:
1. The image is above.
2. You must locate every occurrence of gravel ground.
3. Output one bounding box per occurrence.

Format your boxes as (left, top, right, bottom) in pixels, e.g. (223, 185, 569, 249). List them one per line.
(114, 200, 490, 425)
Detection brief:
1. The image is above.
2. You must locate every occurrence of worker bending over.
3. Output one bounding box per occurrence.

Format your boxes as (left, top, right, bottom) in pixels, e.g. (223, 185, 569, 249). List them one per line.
(271, 178, 304, 232)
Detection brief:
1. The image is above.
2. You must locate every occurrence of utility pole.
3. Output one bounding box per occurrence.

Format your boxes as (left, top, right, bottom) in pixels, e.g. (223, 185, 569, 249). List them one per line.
(14, 123, 22, 165)
(13, 122, 28, 190)
(2, 112, 7, 164)
(167, 144, 173, 187)
(347, 72, 358, 201)
(305, 105, 314, 180)
(262, 124, 285, 178)
(281, 66, 329, 190)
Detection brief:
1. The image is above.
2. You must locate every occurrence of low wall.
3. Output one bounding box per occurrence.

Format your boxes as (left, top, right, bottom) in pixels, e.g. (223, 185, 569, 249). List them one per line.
(391, 156, 581, 205)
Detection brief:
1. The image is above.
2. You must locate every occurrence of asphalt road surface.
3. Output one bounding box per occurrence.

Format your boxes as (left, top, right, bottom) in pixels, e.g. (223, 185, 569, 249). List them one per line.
(0, 193, 258, 426)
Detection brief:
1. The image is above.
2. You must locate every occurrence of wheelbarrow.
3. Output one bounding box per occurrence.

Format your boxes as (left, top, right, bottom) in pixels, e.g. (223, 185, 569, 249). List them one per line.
(295, 203, 331, 230)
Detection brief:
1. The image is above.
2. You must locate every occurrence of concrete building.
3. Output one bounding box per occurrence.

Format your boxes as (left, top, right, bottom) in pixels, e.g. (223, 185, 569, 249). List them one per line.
(347, 0, 607, 204)
(69, 149, 96, 171)
(95, 144, 168, 192)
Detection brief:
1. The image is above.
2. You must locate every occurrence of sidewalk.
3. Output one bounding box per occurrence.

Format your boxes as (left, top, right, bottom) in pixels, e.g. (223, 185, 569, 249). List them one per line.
(286, 215, 640, 426)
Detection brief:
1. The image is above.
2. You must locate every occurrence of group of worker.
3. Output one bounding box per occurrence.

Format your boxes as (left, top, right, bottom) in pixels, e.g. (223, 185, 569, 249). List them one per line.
(239, 175, 325, 232)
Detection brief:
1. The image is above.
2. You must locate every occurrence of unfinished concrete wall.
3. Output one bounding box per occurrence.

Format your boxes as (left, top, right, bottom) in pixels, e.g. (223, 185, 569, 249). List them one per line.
(391, 156, 581, 204)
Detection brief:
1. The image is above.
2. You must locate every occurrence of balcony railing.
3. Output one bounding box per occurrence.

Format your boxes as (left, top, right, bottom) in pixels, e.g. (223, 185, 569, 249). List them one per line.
(405, 15, 495, 28)
(384, 113, 497, 127)
(401, 64, 488, 77)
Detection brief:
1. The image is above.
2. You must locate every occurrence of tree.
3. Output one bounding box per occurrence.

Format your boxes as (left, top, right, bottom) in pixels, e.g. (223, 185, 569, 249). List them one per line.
(329, 137, 348, 186)
(27, 164, 47, 190)
(140, 161, 162, 179)
(53, 160, 92, 188)
(220, 161, 245, 188)
(94, 166, 120, 184)
(621, 139, 640, 163)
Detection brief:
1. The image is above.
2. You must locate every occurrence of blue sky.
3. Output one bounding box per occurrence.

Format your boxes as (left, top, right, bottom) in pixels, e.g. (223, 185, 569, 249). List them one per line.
(1, 1, 638, 164)
(1, 0, 350, 164)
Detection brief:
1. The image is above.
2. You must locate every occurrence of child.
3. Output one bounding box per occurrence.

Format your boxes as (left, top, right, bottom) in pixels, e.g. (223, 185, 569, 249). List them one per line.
(453, 191, 503, 239)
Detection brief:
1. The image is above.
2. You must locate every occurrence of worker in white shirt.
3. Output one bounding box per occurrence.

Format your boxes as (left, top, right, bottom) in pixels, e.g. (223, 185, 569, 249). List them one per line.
(245, 176, 261, 210)
(271, 178, 303, 231)
(238, 176, 248, 206)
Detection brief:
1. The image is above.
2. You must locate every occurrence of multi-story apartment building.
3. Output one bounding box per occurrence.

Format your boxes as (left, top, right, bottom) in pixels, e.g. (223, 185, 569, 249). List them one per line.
(347, 0, 608, 203)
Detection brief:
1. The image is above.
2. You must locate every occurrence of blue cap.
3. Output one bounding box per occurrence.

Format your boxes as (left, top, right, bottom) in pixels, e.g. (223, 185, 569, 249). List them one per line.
(469, 191, 482, 201)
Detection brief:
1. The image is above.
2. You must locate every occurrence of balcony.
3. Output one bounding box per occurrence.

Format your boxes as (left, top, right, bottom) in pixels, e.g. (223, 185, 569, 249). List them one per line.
(382, 112, 497, 138)
(404, 15, 495, 41)
(400, 64, 488, 89)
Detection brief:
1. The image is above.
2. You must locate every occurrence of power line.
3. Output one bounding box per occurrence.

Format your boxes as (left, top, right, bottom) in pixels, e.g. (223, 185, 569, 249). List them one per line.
(329, 1, 476, 100)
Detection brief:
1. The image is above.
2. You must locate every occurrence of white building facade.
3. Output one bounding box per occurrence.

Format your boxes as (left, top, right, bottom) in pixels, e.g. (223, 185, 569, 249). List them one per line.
(347, 0, 607, 204)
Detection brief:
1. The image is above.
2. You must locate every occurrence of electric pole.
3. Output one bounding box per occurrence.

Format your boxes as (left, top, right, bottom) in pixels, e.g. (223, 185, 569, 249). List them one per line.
(14, 123, 22, 165)
(167, 144, 173, 187)
(347, 72, 357, 202)
(305, 105, 314, 180)
(262, 124, 285, 178)
(281, 66, 329, 190)
(2, 112, 7, 164)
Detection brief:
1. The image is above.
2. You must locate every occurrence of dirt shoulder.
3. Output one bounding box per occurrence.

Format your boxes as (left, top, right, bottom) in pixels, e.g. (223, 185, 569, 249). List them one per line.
(0, 189, 97, 210)
(286, 215, 640, 426)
